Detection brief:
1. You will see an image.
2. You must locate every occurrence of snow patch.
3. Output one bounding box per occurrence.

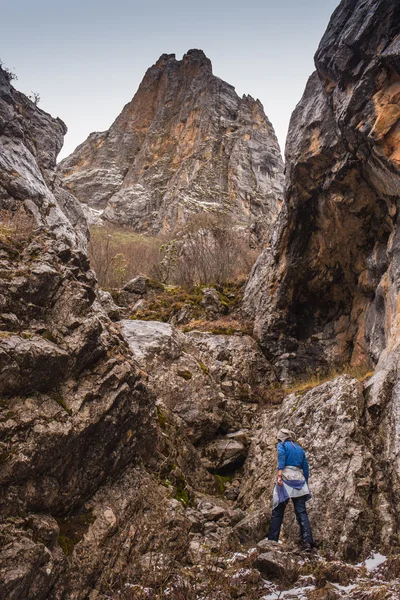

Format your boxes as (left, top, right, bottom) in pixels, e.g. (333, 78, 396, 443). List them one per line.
(357, 552, 387, 572)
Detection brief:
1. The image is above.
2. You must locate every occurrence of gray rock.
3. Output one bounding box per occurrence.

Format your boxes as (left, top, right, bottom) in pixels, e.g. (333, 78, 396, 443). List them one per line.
(199, 503, 226, 522)
(97, 290, 124, 321)
(200, 287, 228, 318)
(233, 508, 271, 544)
(120, 319, 275, 444)
(254, 549, 299, 583)
(0, 335, 69, 395)
(27, 515, 60, 548)
(0, 534, 65, 600)
(123, 275, 149, 296)
(202, 436, 248, 471)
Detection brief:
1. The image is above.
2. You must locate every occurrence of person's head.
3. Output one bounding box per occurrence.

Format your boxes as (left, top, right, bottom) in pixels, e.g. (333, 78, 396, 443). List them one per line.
(277, 428, 296, 443)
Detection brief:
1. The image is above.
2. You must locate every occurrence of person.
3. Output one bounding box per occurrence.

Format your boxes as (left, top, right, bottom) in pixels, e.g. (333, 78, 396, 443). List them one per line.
(267, 428, 314, 552)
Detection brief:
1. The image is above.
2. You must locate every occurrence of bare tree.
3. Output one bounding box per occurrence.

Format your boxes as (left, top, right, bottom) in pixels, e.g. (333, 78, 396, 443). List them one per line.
(171, 213, 258, 287)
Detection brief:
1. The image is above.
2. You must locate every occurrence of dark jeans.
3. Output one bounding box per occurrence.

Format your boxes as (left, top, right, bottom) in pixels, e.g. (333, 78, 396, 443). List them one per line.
(268, 496, 313, 545)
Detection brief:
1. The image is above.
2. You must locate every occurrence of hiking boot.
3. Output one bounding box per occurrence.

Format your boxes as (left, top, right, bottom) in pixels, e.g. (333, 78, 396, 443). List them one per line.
(301, 542, 313, 553)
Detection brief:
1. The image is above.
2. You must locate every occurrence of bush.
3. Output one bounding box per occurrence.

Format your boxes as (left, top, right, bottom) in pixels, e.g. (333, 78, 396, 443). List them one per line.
(0, 59, 17, 82)
(88, 225, 164, 288)
(0, 206, 35, 250)
(89, 215, 259, 290)
(167, 213, 258, 287)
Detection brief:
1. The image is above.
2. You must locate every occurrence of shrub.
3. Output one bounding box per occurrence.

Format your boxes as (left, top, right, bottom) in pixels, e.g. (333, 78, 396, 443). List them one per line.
(88, 215, 260, 290)
(88, 225, 164, 288)
(0, 59, 17, 82)
(0, 206, 35, 251)
(168, 213, 259, 287)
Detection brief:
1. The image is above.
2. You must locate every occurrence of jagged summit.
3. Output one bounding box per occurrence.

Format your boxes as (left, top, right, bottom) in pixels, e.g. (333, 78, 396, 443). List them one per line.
(58, 49, 284, 240)
(152, 49, 213, 74)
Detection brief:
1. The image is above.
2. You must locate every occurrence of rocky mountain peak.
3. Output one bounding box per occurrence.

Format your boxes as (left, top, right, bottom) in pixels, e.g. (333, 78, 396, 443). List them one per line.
(150, 48, 212, 79)
(58, 49, 284, 240)
(182, 48, 213, 69)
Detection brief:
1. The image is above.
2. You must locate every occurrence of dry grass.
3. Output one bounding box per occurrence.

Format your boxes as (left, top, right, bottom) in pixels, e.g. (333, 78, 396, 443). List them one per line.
(0, 206, 35, 250)
(284, 363, 375, 396)
(180, 317, 252, 336)
(304, 560, 363, 588)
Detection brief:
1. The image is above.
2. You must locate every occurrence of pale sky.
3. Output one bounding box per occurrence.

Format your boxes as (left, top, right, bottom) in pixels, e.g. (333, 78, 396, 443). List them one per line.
(1, 0, 340, 160)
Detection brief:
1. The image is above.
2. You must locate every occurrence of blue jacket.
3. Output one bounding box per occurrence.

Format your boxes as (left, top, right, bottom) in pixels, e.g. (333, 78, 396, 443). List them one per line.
(277, 440, 309, 482)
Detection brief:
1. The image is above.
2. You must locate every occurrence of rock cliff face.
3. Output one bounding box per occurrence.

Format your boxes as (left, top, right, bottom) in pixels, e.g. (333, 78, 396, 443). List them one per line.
(240, 0, 400, 572)
(58, 49, 284, 240)
(0, 64, 152, 597)
(0, 66, 216, 600)
(3, 1, 400, 598)
(244, 0, 400, 376)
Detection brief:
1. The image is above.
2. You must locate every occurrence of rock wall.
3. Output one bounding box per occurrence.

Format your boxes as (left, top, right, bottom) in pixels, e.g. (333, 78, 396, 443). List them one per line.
(58, 49, 284, 240)
(240, 373, 400, 560)
(0, 66, 216, 600)
(243, 0, 400, 377)
(0, 65, 158, 519)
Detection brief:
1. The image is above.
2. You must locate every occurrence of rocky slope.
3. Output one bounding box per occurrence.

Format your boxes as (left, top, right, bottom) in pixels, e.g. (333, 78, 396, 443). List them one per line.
(3, 0, 400, 598)
(244, 0, 400, 377)
(239, 0, 400, 583)
(58, 49, 284, 241)
(0, 65, 217, 599)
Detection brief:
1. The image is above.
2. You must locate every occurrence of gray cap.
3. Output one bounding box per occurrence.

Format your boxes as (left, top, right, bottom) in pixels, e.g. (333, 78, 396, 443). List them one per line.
(277, 428, 296, 442)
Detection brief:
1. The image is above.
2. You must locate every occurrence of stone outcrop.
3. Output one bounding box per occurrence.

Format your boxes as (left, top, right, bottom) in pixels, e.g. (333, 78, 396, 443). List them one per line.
(58, 49, 284, 241)
(0, 63, 150, 598)
(243, 0, 400, 376)
(240, 0, 400, 570)
(0, 66, 215, 599)
(0, 65, 159, 520)
(120, 319, 276, 468)
(239, 373, 400, 560)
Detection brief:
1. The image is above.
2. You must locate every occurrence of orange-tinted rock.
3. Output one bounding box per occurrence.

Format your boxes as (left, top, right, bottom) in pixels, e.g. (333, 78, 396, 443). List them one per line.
(244, 0, 400, 377)
(58, 50, 284, 241)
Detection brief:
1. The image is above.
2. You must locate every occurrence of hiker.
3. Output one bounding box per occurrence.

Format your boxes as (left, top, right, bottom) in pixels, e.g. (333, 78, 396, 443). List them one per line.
(267, 428, 314, 551)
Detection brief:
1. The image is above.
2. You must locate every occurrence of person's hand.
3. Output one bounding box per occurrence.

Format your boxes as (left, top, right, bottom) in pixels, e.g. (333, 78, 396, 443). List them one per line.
(277, 475, 283, 487)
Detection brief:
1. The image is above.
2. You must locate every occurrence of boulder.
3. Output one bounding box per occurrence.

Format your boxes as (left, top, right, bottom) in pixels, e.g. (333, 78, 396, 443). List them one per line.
(233, 508, 271, 544)
(123, 275, 149, 296)
(202, 435, 248, 472)
(120, 319, 275, 444)
(97, 290, 124, 321)
(254, 549, 299, 584)
(199, 287, 228, 318)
